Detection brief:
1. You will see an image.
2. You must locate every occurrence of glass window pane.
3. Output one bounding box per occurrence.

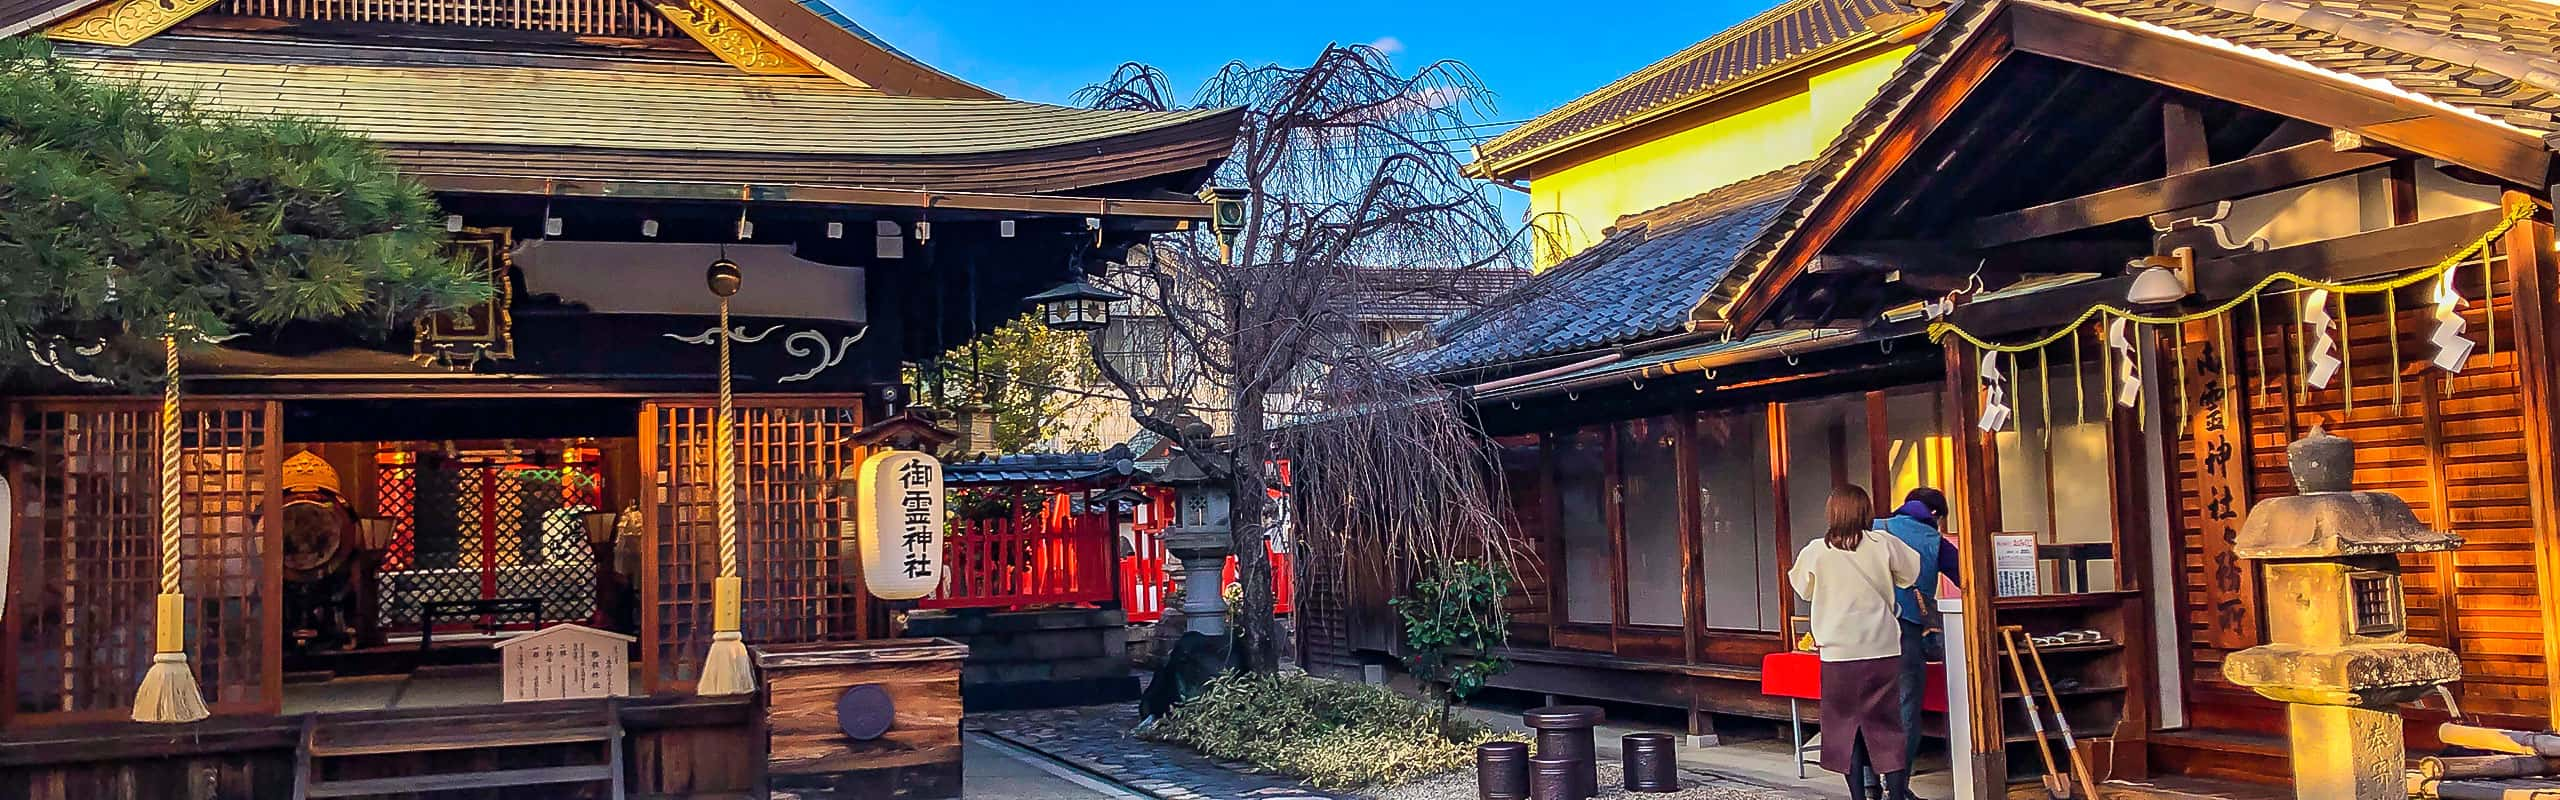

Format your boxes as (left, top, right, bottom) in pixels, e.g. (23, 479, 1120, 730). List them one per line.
(1696, 407, 1777, 631)
(1555, 425, 1612, 625)
(1783, 394, 1871, 614)
(1619, 417, 1682, 627)
(1993, 351, 2119, 592)
(1495, 434, 1547, 621)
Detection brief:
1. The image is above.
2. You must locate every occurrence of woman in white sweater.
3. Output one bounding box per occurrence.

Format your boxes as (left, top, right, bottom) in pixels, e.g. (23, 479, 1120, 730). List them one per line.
(1789, 485, 1922, 800)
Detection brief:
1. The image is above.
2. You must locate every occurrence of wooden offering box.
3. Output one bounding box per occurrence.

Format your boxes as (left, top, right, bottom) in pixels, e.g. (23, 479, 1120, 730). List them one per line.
(756, 637, 971, 799)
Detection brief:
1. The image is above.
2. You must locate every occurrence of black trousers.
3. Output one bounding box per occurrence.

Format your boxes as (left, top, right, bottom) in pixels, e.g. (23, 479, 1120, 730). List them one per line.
(1898, 619, 1929, 770)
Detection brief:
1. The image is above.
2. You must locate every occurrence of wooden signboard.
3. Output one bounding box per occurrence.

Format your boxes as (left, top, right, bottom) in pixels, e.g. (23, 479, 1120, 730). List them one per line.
(497, 623, 633, 702)
(2184, 321, 2262, 650)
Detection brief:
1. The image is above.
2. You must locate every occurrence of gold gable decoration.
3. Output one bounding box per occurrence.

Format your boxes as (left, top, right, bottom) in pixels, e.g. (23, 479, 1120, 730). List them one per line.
(47, 0, 226, 46)
(644, 0, 819, 76)
(415, 227, 517, 366)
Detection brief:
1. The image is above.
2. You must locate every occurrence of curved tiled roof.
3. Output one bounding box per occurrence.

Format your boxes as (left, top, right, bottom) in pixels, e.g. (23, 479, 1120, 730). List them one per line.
(1405, 163, 1810, 376)
(1697, 0, 2560, 328)
(1470, 0, 1935, 174)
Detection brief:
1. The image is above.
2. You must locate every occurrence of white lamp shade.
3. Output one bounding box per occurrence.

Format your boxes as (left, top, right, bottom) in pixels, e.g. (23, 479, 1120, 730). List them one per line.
(2127, 266, 2191, 305)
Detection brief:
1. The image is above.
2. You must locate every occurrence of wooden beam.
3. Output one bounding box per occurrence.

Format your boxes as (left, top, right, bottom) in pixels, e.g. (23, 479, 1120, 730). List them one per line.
(1717, 19, 2016, 333)
(1966, 139, 2392, 248)
(2008, 0, 2549, 189)
(2161, 98, 2210, 175)
(1817, 239, 2135, 277)
(2500, 197, 2560, 724)
(420, 174, 1217, 220)
(1942, 335, 2008, 784)
(2189, 207, 2507, 298)
(1943, 275, 2138, 339)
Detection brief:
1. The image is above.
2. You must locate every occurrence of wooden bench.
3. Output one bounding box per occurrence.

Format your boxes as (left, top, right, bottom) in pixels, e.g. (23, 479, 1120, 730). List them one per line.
(416, 597, 543, 650)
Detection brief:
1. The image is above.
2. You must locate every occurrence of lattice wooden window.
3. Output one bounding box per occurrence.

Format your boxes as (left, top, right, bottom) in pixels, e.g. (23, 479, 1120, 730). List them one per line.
(209, 0, 677, 37)
(641, 398, 868, 689)
(5, 400, 279, 724)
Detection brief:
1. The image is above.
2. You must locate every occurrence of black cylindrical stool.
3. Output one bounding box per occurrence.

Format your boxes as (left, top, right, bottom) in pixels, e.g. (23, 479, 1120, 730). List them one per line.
(1477, 741, 1530, 800)
(1621, 733, 1679, 793)
(1528, 755, 1580, 800)
(1523, 705, 1602, 799)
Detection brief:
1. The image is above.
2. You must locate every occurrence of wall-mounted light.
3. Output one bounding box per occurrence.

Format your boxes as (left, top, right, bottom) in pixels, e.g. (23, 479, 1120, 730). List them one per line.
(2125, 247, 2195, 305)
(642, 219, 660, 238)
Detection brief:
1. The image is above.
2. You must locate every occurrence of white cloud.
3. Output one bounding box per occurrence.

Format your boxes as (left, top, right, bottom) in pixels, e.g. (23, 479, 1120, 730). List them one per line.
(1367, 36, 1405, 55)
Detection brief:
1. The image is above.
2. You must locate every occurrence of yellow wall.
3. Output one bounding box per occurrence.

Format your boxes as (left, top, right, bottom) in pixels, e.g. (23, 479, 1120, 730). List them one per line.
(1527, 46, 1914, 268)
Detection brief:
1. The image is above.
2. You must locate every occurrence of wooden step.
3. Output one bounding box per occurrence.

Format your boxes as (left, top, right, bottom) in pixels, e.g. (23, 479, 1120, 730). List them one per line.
(310, 721, 616, 757)
(304, 764, 615, 797)
(310, 709, 615, 757)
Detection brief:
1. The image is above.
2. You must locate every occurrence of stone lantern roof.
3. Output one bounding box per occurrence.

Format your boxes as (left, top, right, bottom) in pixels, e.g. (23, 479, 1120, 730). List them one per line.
(2232, 426, 2461, 560)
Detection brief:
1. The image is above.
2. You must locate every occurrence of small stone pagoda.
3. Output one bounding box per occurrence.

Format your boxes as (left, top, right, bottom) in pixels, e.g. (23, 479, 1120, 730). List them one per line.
(2221, 426, 2462, 800)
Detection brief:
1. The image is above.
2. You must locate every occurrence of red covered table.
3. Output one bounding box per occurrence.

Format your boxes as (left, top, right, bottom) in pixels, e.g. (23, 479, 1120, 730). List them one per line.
(1761, 651, 1947, 778)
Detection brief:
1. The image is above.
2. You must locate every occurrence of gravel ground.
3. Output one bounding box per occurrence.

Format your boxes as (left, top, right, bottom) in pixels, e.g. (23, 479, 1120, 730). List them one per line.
(1372, 761, 1826, 800)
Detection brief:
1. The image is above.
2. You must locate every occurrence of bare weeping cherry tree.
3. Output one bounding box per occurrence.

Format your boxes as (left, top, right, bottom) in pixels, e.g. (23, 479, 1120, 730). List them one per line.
(1075, 44, 1532, 674)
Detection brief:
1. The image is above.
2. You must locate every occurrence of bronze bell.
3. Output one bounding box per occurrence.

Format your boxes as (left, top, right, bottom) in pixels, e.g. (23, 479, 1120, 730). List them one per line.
(706, 258, 743, 297)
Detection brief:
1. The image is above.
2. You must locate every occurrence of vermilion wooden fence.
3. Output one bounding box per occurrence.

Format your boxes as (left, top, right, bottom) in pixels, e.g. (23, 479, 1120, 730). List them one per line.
(923, 492, 1116, 609)
(1118, 487, 1294, 622)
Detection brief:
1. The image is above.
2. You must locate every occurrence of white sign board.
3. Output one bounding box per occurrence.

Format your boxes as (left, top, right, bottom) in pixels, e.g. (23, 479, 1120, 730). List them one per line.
(496, 624, 632, 702)
(853, 450, 945, 600)
(1993, 533, 2040, 598)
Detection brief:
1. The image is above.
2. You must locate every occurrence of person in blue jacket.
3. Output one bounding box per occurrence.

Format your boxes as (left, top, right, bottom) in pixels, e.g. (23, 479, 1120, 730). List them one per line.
(1877, 487, 1958, 776)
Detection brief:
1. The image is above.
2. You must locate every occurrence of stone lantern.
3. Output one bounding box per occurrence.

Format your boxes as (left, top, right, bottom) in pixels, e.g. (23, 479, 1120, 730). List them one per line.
(1157, 450, 1234, 640)
(2221, 426, 2462, 800)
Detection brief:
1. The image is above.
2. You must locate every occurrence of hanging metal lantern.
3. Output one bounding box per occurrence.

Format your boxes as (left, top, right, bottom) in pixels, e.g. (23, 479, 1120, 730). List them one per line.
(1024, 277, 1127, 333)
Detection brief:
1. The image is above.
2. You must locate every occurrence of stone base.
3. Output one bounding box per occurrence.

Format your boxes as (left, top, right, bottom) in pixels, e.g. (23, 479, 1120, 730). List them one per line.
(2287, 704, 2403, 800)
(904, 608, 1139, 712)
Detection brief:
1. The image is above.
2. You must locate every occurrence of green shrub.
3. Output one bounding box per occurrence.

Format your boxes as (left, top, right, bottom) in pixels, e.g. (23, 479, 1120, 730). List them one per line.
(1392, 560, 1513, 721)
(1143, 673, 1524, 790)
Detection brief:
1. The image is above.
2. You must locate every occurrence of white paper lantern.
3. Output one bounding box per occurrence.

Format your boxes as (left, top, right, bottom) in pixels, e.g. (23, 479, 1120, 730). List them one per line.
(849, 450, 946, 600)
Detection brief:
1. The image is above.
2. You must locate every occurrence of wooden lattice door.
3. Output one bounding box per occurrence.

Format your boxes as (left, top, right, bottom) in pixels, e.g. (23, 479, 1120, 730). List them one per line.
(4, 400, 281, 725)
(639, 397, 869, 690)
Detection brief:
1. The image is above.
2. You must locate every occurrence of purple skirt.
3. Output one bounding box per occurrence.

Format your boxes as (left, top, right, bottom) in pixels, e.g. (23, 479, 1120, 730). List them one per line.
(1819, 655, 1909, 775)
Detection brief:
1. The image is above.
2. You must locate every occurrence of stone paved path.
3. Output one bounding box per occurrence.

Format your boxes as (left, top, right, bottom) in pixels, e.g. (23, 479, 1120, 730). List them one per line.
(968, 703, 1353, 800)
(969, 702, 1823, 800)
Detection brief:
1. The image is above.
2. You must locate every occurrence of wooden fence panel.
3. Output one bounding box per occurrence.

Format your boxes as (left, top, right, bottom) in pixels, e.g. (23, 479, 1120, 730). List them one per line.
(5, 399, 279, 726)
(640, 397, 867, 690)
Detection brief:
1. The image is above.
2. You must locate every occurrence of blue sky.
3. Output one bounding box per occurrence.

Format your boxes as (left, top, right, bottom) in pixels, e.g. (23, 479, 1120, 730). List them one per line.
(823, 1, 1770, 137)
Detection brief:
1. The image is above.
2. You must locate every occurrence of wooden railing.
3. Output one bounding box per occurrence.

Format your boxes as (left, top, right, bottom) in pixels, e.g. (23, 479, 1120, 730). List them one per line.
(922, 495, 1115, 610)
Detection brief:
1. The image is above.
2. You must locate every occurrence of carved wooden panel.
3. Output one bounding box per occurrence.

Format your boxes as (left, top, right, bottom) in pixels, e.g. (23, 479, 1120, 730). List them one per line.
(214, 0, 677, 36)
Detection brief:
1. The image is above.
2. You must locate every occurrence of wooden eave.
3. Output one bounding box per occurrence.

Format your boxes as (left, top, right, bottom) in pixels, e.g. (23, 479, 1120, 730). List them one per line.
(1705, 0, 2556, 334)
(424, 175, 1219, 221)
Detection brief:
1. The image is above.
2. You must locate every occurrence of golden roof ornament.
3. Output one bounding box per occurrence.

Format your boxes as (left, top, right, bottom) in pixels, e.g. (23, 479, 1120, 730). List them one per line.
(281, 451, 343, 496)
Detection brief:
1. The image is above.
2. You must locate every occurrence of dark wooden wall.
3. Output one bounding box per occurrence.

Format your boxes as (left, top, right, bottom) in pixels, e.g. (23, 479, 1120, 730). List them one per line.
(2169, 231, 2555, 741)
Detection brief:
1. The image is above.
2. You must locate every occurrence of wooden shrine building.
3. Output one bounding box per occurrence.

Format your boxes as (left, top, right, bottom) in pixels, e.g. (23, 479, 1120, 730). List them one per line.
(1304, 0, 2560, 795)
(0, 0, 1239, 796)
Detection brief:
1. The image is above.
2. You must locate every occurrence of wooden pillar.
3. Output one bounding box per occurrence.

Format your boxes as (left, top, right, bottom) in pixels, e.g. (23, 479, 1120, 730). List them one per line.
(2501, 191, 2560, 724)
(1768, 402, 1796, 645)
(1942, 335, 2007, 783)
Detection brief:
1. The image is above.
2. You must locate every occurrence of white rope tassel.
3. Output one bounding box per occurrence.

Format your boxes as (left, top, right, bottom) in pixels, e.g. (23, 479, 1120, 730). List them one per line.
(2303, 289, 2342, 388)
(697, 293, 756, 696)
(1978, 350, 2013, 432)
(2430, 259, 2477, 373)
(134, 327, 208, 723)
(2110, 317, 2142, 409)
